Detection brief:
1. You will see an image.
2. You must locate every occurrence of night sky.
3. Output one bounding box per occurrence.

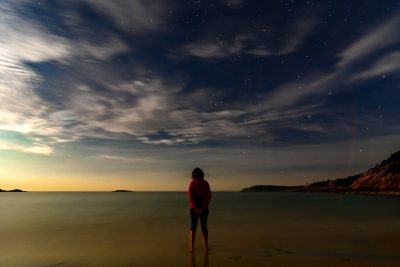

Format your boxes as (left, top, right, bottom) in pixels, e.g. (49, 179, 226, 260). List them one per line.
(0, 0, 399, 191)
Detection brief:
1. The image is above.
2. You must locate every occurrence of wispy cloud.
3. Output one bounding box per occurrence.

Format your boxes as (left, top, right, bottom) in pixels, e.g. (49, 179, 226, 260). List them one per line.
(62, 78, 254, 144)
(181, 41, 237, 59)
(338, 15, 400, 67)
(279, 18, 318, 54)
(176, 16, 318, 60)
(96, 154, 151, 163)
(85, 0, 170, 33)
(349, 51, 400, 81)
(177, 35, 258, 60)
(260, 14, 400, 113)
(0, 140, 53, 155)
(0, 1, 130, 154)
(0, 1, 325, 149)
(0, 7, 67, 144)
(262, 73, 338, 109)
(0, 1, 398, 156)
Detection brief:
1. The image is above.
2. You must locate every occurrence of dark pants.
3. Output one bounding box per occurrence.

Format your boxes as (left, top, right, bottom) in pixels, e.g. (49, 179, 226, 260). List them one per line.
(190, 208, 209, 233)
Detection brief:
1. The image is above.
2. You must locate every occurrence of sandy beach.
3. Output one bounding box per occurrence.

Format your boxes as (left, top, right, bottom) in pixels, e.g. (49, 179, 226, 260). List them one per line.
(1, 192, 399, 267)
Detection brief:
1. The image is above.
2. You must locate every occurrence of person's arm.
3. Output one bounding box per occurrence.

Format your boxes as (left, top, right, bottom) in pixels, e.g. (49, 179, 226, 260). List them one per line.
(188, 181, 195, 208)
(201, 182, 211, 210)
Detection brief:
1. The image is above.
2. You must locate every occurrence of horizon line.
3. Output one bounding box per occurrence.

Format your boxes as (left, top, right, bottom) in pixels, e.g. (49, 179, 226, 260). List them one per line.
(2, 190, 240, 193)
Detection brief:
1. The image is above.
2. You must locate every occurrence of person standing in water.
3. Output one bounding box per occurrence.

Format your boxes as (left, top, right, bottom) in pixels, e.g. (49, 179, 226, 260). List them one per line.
(188, 168, 211, 252)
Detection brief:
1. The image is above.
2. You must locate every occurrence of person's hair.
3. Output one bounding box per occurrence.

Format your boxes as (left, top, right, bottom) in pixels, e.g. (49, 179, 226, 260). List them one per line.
(192, 168, 204, 180)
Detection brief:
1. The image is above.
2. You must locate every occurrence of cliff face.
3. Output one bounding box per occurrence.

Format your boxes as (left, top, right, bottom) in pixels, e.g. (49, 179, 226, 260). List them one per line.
(241, 150, 400, 194)
(303, 174, 361, 192)
(351, 151, 400, 191)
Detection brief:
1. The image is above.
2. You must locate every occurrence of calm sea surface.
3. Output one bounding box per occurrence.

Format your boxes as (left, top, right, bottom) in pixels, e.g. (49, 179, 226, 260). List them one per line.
(1, 192, 399, 267)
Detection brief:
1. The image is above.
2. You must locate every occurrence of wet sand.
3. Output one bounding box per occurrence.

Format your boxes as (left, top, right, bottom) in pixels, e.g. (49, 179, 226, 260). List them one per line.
(1, 192, 399, 266)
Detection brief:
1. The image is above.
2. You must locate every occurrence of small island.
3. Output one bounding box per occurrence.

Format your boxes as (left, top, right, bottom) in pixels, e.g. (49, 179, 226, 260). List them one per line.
(0, 189, 26, 192)
(112, 190, 134, 192)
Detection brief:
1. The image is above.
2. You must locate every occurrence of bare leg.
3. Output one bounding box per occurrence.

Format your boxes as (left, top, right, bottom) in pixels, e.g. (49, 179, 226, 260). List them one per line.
(189, 230, 196, 252)
(202, 232, 208, 252)
(199, 209, 209, 252)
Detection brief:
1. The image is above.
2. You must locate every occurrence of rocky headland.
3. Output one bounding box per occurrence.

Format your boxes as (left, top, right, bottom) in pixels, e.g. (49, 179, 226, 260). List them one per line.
(242, 150, 400, 195)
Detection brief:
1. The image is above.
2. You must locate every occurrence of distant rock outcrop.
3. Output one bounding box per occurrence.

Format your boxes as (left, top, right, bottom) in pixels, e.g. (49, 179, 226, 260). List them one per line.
(0, 189, 26, 192)
(351, 150, 400, 191)
(112, 190, 134, 192)
(301, 174, 362, 192)
(242, 150, 400, 195)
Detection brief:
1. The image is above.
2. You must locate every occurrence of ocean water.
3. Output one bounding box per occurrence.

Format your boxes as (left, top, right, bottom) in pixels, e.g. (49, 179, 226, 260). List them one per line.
(0, 192, 399, 267)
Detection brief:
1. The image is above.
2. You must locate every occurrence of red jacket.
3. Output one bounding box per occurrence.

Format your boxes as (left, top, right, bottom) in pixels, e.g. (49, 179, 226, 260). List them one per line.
(188, 179, 211, 210)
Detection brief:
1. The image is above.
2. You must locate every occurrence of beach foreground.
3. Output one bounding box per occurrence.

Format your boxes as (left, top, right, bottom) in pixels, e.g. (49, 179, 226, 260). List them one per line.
(1, 192, 399, 267)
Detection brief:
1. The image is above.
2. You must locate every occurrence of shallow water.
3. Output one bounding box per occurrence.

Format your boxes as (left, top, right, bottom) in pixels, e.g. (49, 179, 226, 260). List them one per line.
(1, 192, 399, 267)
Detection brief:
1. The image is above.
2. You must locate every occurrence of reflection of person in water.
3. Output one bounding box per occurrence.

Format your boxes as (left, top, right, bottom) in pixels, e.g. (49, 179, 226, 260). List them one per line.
(190, 248, 209, 267)
(188, 168, 212, 252)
